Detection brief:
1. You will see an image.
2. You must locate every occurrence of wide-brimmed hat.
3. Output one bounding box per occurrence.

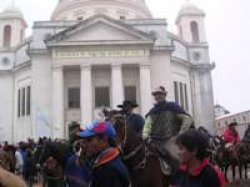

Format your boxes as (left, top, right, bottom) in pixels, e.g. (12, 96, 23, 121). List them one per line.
(78, 121, 116, 139)
(151, 86, 167, 96)
(117, 100, 138, 109)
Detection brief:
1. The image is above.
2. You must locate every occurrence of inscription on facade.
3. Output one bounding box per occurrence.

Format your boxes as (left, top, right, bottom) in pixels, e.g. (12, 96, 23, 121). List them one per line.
(54, 49, 148, 59)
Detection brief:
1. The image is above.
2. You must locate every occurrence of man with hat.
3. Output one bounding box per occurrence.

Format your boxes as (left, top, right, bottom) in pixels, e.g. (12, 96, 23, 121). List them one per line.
(117, 100, 145, 136)
(78, 121, 130, 187)
(223, 122, 240, 148)
(143, 86, 194, 172)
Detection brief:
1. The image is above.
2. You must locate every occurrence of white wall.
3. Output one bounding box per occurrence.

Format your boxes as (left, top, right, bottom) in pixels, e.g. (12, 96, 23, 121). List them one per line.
(0, 72, 13, 142)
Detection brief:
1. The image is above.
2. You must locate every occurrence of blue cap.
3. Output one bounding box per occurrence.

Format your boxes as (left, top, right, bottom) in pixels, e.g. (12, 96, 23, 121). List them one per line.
(79, 121, 116, 139)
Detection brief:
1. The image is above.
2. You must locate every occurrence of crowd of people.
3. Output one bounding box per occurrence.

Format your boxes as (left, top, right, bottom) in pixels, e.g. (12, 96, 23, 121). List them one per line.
(0, 86, 249, 187)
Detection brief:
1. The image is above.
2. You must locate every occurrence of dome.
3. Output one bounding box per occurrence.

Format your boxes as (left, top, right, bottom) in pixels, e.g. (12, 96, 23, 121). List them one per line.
(0, 6, 24, 19)
(178, 2, 205, 16)
(51, 0, 152, 21)
(175, 2, 205, 24)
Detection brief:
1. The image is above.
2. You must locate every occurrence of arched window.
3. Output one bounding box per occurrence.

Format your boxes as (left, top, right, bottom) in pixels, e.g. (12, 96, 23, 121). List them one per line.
(3, 25, 11, 48)
(190, 21, 199, 42)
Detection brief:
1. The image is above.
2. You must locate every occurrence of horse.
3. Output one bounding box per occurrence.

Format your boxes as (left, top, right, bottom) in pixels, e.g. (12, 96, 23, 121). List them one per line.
(104, 109, 170, 187)
(37, 140, 71, 187)
(215, 140, 248, 181)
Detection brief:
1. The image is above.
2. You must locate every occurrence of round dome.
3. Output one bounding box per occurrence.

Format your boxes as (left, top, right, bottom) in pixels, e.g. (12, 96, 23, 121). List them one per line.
(0, 6, 24, 19)
(178, 2, 205, 16)
(51, 0, 152, 21)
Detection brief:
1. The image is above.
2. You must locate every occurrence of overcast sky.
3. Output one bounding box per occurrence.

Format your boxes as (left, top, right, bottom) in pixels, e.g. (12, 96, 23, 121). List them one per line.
(1, 0, 249, 114)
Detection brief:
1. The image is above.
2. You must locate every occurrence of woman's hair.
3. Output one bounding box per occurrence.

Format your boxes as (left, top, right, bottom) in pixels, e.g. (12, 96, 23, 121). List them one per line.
(176, 129, 209, 160)
(226, 179, 250, 187)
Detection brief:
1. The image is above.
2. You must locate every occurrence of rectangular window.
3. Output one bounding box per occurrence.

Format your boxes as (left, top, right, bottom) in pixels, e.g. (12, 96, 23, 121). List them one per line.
(124, 86, 136, 101)
(21, 87, 25, 116)
(184, 84, 189, 111)
(26, 86, 31, 115)
(174, 81, 179, 104)
(180, 82, 184, 108)
(95, 87, 110, 107)
(68, 88, 80, 108)
(18, 89, 21, 117)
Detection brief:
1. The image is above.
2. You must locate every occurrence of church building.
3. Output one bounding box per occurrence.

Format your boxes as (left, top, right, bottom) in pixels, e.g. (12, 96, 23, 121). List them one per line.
(0, 0, 215, 142)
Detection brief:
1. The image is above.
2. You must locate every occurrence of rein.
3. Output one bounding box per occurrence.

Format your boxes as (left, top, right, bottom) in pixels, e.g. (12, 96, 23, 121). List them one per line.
(116, 114, 148, 170)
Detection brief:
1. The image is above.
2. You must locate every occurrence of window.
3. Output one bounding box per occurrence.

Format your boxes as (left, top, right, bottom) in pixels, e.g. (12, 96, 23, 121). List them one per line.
(26, 86, 31, 115)
(68, 88, 80, 108)
(120, 16, 126, 20)
(180, 82, 184, 108)
(190, 21, 200, 42)
(184, 84, 189, 111)
(174, 81, 179, 104)
(21, 88, 25, 116)
(95, 87, 110, 107)
(18, 89, 21, 117)
(124, 86, 136, 101)
(3, 25, 11, 48)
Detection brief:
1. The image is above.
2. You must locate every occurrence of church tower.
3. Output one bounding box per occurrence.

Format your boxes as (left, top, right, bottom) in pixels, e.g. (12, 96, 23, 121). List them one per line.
(175, 2, 215, 133)
(175, 2, 206, 43)
(0, 6, 27, 49)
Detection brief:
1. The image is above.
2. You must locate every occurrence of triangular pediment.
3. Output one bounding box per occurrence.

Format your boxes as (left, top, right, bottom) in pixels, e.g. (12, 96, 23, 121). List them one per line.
(46, 15, 154, 46)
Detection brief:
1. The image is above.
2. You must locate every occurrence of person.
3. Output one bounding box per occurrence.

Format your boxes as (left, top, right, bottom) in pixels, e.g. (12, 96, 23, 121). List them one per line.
(170, 130, 227, 187)
(117, 100, 145, 136)
(79, 121, 130, 187)
(242, 124, 250, 143)
(0, 166, 27, 187)
(65, 141, 91, 187)
(222, 122, 240, 148)
(142, 86, 193, 170)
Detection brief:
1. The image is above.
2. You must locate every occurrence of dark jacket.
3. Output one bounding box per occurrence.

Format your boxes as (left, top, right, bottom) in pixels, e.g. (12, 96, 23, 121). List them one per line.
(90, 148, 130, 187)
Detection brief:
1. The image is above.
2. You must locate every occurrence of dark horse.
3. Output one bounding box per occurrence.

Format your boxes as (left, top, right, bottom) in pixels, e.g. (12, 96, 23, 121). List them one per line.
(104, 110, 171, 187)
(37, 140, 71, 187)
(215, 141, 249, 180)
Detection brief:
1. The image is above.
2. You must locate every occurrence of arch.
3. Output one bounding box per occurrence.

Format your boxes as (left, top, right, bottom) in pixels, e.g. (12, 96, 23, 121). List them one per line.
(190, 21, 200, 42)
(3, 25, 11, 48)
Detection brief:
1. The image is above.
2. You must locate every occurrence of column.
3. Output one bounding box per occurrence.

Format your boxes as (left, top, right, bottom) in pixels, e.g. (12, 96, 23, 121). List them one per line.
(111, 63, 124, 109)
(52, 66, 64, 138)
(140, 64, 152, 116)
(81, 64, 92, 128)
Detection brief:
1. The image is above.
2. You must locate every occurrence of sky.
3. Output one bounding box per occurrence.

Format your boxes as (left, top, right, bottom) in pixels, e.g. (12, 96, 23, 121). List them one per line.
(0, 0, 249, 114)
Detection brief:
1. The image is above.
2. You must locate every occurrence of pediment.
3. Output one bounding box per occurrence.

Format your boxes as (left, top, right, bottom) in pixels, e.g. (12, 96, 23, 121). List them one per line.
(46, 15, 153, 46)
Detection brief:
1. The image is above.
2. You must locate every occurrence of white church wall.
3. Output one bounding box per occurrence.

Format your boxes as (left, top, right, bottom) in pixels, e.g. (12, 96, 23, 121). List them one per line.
(150, 50, 173, 100)
(171, 62, 193, 115)
(0, 72, 13, 142)
(15, 43, 30, 66)
(14, 67, 32, 142)
(31, 55, 53, 138)
(172, 40, 188, 61)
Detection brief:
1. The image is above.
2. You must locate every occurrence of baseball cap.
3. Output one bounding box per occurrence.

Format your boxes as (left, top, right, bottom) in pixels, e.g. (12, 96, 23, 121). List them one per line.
(79, 121, 116, 139)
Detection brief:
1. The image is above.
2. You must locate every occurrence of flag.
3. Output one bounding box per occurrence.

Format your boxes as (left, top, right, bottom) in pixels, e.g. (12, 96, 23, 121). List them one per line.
(35, 108, 51, 137)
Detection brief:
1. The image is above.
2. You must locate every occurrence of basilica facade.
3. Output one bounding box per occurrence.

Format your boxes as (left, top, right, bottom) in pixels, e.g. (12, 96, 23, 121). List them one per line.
(0, 0, 215, 142)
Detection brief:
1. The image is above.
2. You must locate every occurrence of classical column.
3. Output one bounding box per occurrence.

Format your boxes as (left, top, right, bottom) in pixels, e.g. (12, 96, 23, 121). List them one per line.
(81, 64, 92, 128)
(140, 64, 152, 116)
(111, 63, 124, 109)
(52, 66, 64, 138)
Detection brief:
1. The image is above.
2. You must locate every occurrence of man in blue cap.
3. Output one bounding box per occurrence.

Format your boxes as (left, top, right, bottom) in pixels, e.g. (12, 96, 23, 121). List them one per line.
(79, 121, 130, 187)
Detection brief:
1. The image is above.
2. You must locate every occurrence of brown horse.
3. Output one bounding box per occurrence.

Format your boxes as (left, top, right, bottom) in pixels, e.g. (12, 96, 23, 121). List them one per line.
(104, 110, 169, 187)
(215, 141, 249, 181)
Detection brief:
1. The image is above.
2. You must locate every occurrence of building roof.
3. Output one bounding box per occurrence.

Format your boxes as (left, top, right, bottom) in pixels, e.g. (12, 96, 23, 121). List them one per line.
(51, 0, 152, 21)
(176, 2, 205, 24)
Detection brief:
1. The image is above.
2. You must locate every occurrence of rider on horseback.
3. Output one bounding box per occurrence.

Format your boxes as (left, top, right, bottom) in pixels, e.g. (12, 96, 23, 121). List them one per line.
(117, 100, 145, 136)
(223, 122, 240, 149)
(242, 124, 250, 143)
(142, 86, 194, 172)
